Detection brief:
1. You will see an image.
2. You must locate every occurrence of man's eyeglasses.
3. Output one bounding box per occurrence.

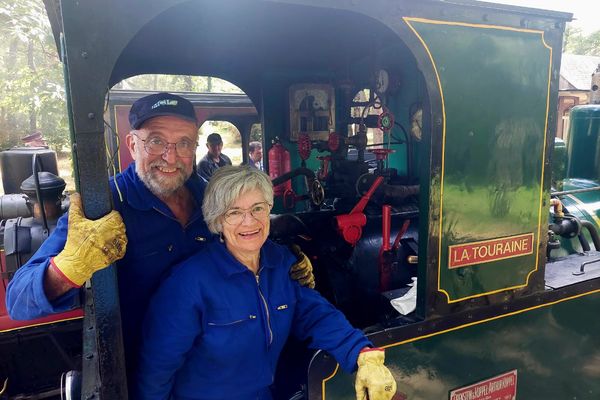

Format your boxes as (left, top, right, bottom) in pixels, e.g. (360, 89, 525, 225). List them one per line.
(224, 202, 272, 225)
(132, 133, 198, 158)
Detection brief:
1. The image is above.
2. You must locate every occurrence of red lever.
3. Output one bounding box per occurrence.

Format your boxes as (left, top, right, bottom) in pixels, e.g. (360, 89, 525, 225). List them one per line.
(393, 219, 411, 251)
(382, 205, 391, 252)
(351, 176, 384, 214)
(336, 176, 384, 246)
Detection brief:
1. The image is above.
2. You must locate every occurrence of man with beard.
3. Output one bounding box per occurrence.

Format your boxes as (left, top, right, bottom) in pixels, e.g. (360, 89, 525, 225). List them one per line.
(6, 92, 315, 383)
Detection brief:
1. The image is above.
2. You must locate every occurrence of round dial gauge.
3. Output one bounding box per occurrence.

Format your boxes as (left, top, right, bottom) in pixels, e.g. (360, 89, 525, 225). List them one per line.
(375, 69, 389, 93)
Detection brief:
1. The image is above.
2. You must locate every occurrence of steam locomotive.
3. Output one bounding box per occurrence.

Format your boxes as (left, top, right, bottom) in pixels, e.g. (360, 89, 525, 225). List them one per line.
(2, 0, 600, 398)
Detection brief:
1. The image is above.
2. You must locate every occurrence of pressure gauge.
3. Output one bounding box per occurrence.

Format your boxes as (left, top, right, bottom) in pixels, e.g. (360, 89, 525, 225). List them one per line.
(410, 107, 423, 141)
(375, 69, 389, 94)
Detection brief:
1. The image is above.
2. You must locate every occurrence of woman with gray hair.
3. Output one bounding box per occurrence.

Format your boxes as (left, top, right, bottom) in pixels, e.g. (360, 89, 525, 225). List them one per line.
(136, 166, 396, 400)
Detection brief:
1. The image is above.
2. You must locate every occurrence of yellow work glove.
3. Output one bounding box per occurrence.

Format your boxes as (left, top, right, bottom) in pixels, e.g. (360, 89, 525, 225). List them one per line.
(355, 348, 397, 400)
(51, 193, 127, 287)
(289, 244, 316, 289)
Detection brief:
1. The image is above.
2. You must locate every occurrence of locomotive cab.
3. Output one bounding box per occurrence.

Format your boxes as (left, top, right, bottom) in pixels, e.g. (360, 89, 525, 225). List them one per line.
(18, 0, 600, 399)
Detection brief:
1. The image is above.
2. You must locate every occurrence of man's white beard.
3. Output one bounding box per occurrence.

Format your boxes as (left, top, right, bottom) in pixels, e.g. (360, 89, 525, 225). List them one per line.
(136, 159, 190, 197)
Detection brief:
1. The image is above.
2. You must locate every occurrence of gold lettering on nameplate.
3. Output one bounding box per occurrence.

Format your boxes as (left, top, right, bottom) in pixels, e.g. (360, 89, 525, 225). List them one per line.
(448, 233, 534, 269)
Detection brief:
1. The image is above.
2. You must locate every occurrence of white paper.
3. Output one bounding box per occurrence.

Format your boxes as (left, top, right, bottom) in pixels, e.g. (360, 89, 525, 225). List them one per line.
(390, 277, 417, 315)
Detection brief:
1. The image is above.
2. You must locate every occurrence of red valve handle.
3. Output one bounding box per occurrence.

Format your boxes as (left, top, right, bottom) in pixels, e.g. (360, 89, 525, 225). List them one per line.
(328, 131, 340, 152)
(297, 133, 312, 160)
(368, 148, 395, 161)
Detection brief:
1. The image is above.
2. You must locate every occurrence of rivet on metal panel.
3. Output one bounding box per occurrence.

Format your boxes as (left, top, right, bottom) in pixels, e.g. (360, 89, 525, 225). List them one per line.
(85, 353, 94, 360)
(81, 51, 88, 59)
(88, 113, 95, 119)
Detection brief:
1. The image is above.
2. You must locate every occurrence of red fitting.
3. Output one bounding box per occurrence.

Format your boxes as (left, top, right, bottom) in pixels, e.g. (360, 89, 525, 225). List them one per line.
(328, 131, 340, 152)
(369, 148, 395, 161)
(336, 176, 384, 246)
(382, 205, 391, 252)
(297, 133, 312, 160)
(335, 213, 367, 246)
(317, 156, 331, 180)
(283, 188, 296, 209)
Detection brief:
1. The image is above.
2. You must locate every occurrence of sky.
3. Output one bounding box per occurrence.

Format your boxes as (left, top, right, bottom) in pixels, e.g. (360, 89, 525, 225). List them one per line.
(487, 0, 599, 34)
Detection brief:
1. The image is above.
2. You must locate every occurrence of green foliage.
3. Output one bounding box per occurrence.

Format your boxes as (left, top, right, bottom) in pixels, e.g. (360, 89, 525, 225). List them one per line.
(0, 0, 69, 151)
(250, 123, 262, 142)
(115, 74, 244, 94)
(564, 26, 600, 56)
(0, 0, 245, 154)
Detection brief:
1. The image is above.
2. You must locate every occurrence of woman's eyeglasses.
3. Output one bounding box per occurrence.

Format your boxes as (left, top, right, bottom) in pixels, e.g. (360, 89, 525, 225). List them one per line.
(224, 202, 272, 225)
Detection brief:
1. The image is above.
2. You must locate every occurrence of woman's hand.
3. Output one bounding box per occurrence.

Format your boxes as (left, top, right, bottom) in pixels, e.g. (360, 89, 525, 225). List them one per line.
(289, 244, 316, 288)
(355, 348, 397, 400)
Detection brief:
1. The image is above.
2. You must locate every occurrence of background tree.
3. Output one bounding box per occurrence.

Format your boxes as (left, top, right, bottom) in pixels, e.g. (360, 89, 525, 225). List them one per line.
(564, 27, 600, 56)
(0, 0, 68, 151)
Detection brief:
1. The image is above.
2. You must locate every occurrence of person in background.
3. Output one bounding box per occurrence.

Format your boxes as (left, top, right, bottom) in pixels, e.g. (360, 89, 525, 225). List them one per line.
(197, 132, 232, 180)
(136, 166, 397, 400)
(6, 92, 314, 386)
(245, 141, 263, 170)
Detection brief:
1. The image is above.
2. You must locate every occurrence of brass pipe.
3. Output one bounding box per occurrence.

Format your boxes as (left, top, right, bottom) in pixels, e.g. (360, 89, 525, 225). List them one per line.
(550, 198, 564, 218)
(0, 377, 8, 395)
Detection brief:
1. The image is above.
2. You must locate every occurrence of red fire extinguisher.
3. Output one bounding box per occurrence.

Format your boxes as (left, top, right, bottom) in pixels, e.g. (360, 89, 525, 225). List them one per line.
(268, 138, 292, 196)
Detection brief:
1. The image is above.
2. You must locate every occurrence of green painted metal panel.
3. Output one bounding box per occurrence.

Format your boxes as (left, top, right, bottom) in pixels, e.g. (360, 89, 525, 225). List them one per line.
(405, 19, 552, 302)
(566, 105, 600, 182)
(322, 292, 600, 399)
(552, 137, 566, 190)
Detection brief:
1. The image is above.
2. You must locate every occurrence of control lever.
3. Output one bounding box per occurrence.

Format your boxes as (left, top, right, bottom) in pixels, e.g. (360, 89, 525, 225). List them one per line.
(335, 176, 384, 246)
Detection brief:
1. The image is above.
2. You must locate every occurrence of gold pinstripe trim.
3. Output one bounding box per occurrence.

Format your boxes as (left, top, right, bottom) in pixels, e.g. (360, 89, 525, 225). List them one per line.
(322, 288, 600, 393)
(565, 194, 600, 227)
(0, 315, 83, 334)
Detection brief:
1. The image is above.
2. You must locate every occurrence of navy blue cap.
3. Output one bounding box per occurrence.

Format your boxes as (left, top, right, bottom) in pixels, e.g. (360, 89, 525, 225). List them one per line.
(129, 92, 198, 129)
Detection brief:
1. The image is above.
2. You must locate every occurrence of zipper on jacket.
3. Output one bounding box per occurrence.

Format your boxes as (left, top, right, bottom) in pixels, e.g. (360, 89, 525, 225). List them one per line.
(255, 270, 273, 346)
(207, 318, 251, 327)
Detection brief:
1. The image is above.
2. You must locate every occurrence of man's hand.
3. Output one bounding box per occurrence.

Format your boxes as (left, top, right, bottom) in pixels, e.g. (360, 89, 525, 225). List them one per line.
(289, 244, 315, 289)
(51, 193, 127, 287)
(355, 348, 397, 400)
